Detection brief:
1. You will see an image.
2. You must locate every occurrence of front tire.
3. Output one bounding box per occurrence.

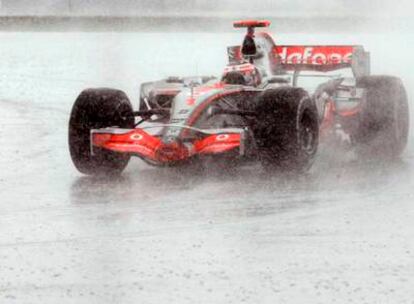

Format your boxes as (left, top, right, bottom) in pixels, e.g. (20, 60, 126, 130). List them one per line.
(253, 87, 319, 172)
(69, 89, 135, 175)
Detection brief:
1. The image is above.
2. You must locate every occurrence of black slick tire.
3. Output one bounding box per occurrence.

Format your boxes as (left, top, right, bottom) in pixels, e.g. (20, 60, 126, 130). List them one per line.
(354, 76, 409, 159)
(253, 87, 319, 172)
(69, 88, 134, 176)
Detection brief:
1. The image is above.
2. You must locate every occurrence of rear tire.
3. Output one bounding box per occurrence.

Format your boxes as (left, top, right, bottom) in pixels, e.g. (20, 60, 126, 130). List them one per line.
(253, 87, 319, 172)
(353, 76, 409, 159)
(69, 89, 135, 175)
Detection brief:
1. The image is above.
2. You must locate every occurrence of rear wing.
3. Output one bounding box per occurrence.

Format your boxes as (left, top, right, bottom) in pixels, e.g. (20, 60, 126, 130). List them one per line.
(274, 45, 370, 77)
(227, 45, 370, 78)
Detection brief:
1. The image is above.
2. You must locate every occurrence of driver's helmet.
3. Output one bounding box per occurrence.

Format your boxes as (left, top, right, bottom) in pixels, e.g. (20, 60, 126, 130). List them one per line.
(222, 63, 261, 87)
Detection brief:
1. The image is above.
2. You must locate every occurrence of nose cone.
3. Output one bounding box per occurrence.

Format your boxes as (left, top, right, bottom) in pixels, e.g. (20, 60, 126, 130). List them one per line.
(155, 141, 189, 162)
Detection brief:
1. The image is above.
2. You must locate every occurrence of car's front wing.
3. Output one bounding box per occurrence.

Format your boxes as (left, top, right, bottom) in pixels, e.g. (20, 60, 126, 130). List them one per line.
(91, 126, 247, 163)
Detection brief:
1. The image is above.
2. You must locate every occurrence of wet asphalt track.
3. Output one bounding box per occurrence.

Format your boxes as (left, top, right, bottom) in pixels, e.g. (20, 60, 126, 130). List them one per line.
(0, 31, 414, 303)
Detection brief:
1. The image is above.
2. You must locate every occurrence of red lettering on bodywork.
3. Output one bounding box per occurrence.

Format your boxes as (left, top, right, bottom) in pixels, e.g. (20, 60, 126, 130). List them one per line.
(274, 45, 354, 65)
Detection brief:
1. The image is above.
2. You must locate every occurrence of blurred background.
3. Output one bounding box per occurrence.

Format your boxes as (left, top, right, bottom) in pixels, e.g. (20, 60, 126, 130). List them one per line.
(0, 0, 413, 31)
(0, 0, 411, 17)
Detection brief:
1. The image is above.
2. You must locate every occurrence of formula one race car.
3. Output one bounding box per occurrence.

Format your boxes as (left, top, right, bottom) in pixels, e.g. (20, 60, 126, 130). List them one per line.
(69, 20, 409, 175)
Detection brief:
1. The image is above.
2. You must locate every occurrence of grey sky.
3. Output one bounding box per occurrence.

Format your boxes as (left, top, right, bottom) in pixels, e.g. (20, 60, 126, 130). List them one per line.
(0, 0, 412, 17)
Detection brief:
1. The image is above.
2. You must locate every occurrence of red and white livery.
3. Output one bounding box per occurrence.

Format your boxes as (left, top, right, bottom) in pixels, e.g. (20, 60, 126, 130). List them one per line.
(68, 20, 409, 175)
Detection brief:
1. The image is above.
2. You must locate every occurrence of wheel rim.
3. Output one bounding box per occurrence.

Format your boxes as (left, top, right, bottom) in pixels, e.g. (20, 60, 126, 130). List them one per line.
(300, 112, 318, 155)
